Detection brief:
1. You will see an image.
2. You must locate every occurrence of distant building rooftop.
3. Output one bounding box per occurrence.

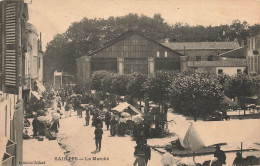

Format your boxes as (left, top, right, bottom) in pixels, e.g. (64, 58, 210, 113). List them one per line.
(219, 47, 247, 59)
(187, 58, 247, 67)
(162, 42, 240, 50)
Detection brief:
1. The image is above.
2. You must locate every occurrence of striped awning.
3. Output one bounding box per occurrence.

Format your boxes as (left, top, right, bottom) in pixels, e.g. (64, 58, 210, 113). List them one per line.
(31, 91, 41, 100)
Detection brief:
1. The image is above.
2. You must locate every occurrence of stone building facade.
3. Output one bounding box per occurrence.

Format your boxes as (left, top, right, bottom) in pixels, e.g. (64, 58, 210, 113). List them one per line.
(76, 31, 186, 87)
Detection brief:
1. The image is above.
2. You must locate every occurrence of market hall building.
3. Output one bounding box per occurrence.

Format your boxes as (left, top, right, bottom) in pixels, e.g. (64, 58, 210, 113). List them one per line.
(76, 31, 186, 87)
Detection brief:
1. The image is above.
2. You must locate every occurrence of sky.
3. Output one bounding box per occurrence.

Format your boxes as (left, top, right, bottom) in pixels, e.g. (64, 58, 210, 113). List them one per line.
(27, 0, 260, 50)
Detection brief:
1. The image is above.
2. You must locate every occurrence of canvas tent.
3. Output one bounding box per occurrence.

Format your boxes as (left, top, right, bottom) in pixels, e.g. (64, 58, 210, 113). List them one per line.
(112, 102, 143, 115)
(182, 123, 205, 151)
(168, 114, 206, 151)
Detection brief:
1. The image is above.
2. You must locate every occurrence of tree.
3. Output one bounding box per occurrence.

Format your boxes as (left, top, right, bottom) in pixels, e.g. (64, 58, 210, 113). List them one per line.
(169, 73, 224, 121)
(143, 71, 173, 114)
(43, 34, 73, 84)
(111, 74, 130, 96)
(101, 72, 116, 94)
(91, 70, 109, 91)
(224, 73, 258, 115)
(126, 73, 147, 107)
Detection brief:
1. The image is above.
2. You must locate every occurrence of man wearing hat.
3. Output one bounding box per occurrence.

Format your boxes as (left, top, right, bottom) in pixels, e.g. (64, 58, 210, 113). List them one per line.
(94, 124, 103, 152)
(213, 145, 226, 166)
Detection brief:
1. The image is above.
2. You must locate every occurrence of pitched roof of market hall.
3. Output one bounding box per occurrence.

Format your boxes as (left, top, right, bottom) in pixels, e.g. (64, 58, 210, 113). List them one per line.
(162, 41, 240, 50)
(76, 30, 184, 61)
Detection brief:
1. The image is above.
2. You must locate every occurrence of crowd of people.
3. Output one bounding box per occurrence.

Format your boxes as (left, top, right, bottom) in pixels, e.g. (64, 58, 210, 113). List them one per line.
(26, 85, 87, 140)
(83, 103, 153, 165)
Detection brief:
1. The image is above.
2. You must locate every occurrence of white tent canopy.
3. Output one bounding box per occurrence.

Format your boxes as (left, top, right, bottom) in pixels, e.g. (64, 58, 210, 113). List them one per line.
(183, 123, 205, 151)
(112, 102, 143, 115)
(31, 90, 42, 100)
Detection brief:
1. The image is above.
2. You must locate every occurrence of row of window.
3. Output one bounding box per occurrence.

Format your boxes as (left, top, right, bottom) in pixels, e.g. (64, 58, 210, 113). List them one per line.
(195, 55, 214, 61)
(156, 51, 168, 58)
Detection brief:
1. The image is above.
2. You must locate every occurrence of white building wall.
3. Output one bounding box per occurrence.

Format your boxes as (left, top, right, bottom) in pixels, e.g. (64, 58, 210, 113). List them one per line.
(26, 24, 39, 80)
(216, 67, 246, 76)
(0, 93, 17, 139)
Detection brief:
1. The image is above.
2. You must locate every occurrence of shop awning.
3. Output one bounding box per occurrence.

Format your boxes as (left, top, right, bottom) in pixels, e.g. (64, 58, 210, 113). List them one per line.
(112, 102, 144, 115)
(31, 91, 41, 100)
(36, 81, 45, 92)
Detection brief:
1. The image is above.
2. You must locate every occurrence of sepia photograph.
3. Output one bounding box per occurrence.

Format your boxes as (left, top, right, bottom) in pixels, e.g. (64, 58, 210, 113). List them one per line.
(0, 0, 260, 165)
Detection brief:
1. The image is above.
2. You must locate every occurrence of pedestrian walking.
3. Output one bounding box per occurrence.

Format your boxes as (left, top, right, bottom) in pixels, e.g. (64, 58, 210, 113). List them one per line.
(32, 116, 39, 137)
(105, 111, 111, 130)
(94, 124, 103, 152)
(110, 116, 118, 136)
(74, 98, 80, 115)
(68, 99, 73, 117)
(85, 109, 90, 126)
(79, 106, 83, 118)
(117, 118, 126, 136)
(99, 100, 104, 110)
(65, 103, 70, 118)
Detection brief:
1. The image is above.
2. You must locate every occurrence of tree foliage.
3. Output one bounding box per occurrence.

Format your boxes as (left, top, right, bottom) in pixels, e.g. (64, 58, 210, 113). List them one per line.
(91, 70, 109, 91)
(168, 73, 224, 120)
(224, 73, 259, 114)
(126, 72, 147, 101)
(224, 73, 257, 98)
(100, 72, 116, 94)
(143, 71, 173, 106)
(111, 74, 130, 96)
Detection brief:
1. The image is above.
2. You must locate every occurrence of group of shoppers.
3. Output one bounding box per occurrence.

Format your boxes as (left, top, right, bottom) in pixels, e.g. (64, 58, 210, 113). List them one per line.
(31, 99, 61, 140)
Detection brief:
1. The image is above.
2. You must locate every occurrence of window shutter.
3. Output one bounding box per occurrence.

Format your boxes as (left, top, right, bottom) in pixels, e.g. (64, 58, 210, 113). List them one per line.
(2, 1, 23, 94)
(0, 2, 3, 91)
